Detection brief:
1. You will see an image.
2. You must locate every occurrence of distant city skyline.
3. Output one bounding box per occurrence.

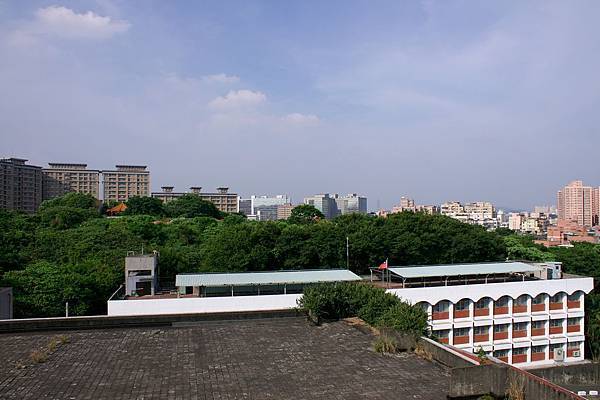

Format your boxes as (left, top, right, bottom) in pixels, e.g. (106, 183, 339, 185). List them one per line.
(2, 2, 600, 210)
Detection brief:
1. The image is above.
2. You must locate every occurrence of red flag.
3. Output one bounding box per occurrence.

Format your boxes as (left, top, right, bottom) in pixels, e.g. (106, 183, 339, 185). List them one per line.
(378, 259, 388, 270)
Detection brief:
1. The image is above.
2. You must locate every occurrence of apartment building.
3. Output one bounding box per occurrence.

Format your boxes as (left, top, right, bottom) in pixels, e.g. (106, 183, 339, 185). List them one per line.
(557, 180, 598, 227)
(152, 186, 239, 213)
(0, 158, 43, 213)
(102, 165, 150, 203)
(441, 201, 499, 229)
(377, 261, 592, 367)
(276, 203, 294, 220)
(42, 163, 100, 200)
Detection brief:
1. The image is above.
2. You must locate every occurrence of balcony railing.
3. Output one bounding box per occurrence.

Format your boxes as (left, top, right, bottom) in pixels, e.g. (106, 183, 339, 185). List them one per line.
(453, 309, 470, 319)
(474, 334, 489, 343)
(531, 352, 545, 362)
(549, 326, 563, 335)
(549, 302, 564, 311)
(567, 324, 581, 333)
(531, 303, 546, 312)
(513, 305, 527, 314)
(494, 306, 509, 315)
(567, 348, 579, 357)
(567, 300, 581, 309)
(453, 335, 469, 345)
(512, 330, 527, 338)
(512, 354, 527, 363)
(494, 331, 508, 340)
(531, 328, 545, 337)
(432, 311, 449, 320)
(474, 308, 490, 317)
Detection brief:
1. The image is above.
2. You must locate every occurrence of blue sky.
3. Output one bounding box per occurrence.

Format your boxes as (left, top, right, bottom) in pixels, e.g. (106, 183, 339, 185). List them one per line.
(1, 1, 599, 210)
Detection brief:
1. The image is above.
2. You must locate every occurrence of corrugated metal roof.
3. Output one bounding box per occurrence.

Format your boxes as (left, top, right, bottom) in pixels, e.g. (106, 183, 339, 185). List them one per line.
(387, 262, 543, 279)
(175, 269, 362, 287)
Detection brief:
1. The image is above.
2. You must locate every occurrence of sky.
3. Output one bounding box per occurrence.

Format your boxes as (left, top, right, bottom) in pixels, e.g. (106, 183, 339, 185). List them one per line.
(1, 1, 599, 211)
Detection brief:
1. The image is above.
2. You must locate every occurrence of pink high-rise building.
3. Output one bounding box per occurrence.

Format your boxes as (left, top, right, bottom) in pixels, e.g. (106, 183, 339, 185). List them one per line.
(557, 180, 598, 227)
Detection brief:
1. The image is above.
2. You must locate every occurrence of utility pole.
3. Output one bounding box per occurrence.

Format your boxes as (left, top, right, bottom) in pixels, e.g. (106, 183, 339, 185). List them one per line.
(65, 302, 69, 318)
(346, 236, 350, 269)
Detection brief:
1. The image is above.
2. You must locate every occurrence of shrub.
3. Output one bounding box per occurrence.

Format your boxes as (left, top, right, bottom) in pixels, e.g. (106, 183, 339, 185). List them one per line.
(373, 335, 398, 354)
(297, 282, 428, 336)
(30, 350, 48, 364)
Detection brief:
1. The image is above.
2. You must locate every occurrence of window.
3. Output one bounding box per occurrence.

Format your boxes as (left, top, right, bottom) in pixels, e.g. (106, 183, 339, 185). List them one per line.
(416, 302, 429, 312)
(550, 293, 563, 303)
(514, 295, 528, 306)
(513, 322, 528, 331)
(495, 297, 509, 307)
(433, 329, 449, 339)
(532, 294, 545, 305)
(567, 318, 580, 326)
(474, 326, 488, 335)
(531, 345, 545, 354)
(434, 301, 449, 312)
(454, 328, 470, 337)
(494, 349, 509, 358)
(455, 299, 470, 311)
(494, 324, 508, 333)
(513, 347, 527, 355)
(532, 320, 545, 329)
(550, 343, 563, 351)
(475, 298, 489, 309)
(550, 319, 563, 327)
(568, 293, 580, 301)
(567, 342, 581, 349)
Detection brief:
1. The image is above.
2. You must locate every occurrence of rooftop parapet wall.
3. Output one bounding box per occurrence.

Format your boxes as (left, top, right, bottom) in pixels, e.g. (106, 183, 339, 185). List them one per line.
(389, 276, 593, 305)
(449, 363, 585, 400)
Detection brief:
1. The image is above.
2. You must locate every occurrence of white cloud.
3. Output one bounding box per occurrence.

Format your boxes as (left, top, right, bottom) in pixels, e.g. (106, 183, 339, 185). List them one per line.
(9, 5, 130, 44)
(202, 73, 240, 84)
(282, 113, 320, 125)
(209, 89, 266, 109)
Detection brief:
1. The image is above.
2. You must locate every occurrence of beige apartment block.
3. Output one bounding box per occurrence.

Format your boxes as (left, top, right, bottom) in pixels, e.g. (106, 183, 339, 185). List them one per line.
(42, 163, 100, 200)
(152, 186, 239, 213)
(276, 203, 294, 220)
(102, 165, 150, 203)
(0, 158, 43, 213)
(557, 180, 596, 227)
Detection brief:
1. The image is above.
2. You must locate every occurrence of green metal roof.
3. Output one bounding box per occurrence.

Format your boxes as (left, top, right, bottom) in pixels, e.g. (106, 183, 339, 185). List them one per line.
(387, 262, 543, 279)
(175, 269, 362, 287)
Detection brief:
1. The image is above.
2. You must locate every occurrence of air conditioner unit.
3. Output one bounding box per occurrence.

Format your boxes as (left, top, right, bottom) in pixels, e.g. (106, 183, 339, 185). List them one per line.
(573, 350, 581, 357)
(554, 348, 565, 361)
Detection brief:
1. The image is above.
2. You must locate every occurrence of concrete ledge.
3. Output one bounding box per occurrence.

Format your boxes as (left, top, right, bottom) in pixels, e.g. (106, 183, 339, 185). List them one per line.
(0, 309, 302, 333)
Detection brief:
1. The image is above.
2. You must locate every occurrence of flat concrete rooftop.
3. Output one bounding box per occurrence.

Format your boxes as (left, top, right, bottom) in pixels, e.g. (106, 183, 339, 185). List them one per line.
(0, 318, 450, 400)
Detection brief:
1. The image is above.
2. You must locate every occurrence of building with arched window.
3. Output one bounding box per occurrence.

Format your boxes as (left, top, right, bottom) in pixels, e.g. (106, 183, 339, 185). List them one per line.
(373, 261, 593, 367)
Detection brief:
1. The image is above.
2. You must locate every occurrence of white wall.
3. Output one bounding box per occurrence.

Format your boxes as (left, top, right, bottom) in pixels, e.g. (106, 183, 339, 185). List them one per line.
(108, 293, 303, 316)
(388, 277, 593, 305)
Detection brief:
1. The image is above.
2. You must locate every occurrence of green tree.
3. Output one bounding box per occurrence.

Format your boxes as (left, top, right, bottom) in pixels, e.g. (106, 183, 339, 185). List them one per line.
(287, 204, 325, 224)
(124, 196, 165, 216)
(165, 194, 222, 219)
(40, 192, 98, 211)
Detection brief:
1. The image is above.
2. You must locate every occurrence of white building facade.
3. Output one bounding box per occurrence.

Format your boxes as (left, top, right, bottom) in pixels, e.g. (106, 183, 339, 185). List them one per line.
(384, 262, 593, 368)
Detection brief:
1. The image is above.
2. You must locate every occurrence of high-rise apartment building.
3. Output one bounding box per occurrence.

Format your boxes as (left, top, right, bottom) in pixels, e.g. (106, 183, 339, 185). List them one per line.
(152, 186, 239, 213)
(0, 158, 43, 213)
(392, 197, 416, 213)
(276, 203, 294, 220)
(557, 181, 597, 227)
(102, 165, 150, 203)
(42, 163, 100, 200)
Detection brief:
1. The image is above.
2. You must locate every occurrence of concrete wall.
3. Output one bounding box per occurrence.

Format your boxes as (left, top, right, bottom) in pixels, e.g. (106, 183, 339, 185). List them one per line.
(530, 363, 600, 387)
(108, 293, 303, 316)
(449, 363, 585, 400)
(0, 287, 13, 320)
(0, 309, 301, 333)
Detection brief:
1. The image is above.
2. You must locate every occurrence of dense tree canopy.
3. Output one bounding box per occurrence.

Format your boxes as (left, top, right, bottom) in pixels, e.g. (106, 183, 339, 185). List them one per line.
(124, 196, 165, 216)
(2, 189, 600, 362)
